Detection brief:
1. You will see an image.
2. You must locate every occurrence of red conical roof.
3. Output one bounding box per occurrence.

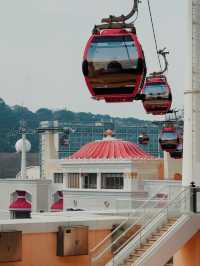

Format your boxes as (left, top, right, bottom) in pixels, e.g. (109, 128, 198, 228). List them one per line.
(69, 136, 156, 160)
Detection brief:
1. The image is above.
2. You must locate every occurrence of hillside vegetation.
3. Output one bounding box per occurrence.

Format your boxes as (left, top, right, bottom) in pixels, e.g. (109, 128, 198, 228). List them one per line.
(0, 98, 151, 152)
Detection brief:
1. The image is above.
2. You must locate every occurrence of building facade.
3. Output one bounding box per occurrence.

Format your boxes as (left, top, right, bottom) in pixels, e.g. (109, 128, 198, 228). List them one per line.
(50, 121, 163, 159)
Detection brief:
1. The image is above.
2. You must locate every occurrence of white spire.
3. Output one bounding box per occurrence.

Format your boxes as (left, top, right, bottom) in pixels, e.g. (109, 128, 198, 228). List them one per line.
(15, 125, 31, 180)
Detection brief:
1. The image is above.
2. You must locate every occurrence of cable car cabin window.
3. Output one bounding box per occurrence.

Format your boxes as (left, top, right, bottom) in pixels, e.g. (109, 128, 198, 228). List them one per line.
(160, 132, 177, 140)
(87, 36, 139, 95)
(144, 84, 168, 97)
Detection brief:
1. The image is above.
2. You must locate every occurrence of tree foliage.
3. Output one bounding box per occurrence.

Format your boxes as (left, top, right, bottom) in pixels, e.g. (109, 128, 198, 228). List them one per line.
(0, 98, 149, 152)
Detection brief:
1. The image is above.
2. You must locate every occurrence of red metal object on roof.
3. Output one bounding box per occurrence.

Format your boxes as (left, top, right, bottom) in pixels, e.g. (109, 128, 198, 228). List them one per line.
(9, 191, 31, 210)
(51, 199, 63, 211)
(82, 29, 146, 103)
(51, 191, 63, 211)
(68, 138, 156, 160)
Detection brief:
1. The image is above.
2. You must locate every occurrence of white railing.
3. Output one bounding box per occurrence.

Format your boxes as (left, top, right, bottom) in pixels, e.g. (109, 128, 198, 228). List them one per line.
(90, 184, 185, 265)
(0, 209, 10, 220)
(107, 187, 191, 266)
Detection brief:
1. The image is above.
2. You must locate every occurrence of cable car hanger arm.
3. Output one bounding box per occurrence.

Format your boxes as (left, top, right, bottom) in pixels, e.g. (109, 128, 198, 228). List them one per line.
(93, 0, 140, 32)
(151, 48, 169, 76)
(101, 0, 139, 23)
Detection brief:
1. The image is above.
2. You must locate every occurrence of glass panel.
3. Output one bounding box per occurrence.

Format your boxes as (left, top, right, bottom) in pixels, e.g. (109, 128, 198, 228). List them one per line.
(54, 173, 63, 184)
(83, 174, 97, 189)
(161, 132, 177, 140)
(87, 35, 139, 91)
(101, 173, 124, 189)
(144, 83, 168, 96)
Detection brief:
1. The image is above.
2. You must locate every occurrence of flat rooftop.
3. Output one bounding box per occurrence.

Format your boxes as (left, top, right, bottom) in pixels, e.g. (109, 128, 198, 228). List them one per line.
(0, 211, 126, 233)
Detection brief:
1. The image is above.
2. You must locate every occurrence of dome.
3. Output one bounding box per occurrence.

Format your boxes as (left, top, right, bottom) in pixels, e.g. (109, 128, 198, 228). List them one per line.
(69, 135, 156, 160)
(15, 138, 31, 153)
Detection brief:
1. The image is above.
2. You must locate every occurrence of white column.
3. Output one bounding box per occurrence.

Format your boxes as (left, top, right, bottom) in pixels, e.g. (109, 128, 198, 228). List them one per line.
(164, 152, 169, 180)
(63, 173, 68, 188)
(183, 0, 200, 186)
(79, 173, 83, 189)
(97, 172, 101, 190)
(21, 133, 27, 180)
(124, 173, 130, 192)
(41, 132, 58, 180)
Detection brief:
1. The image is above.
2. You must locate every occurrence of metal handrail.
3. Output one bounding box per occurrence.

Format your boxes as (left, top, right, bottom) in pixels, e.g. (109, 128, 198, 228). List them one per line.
(105, 197, 165, 255)
(90, 184, 174, 254)
(92, 198, 166, 263)
(92, 187, 189, 264)
(114, 187, 190, 256)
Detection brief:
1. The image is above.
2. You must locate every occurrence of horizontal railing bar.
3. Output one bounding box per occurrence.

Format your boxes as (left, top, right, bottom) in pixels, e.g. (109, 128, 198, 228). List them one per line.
(90, 184, 170, 254)
(109, 199, 164, 255)
(113, 188, 190, 256)
(114, 189, 189, 256)
(93, 198, 168, 262)
(93, 187, 189, 263)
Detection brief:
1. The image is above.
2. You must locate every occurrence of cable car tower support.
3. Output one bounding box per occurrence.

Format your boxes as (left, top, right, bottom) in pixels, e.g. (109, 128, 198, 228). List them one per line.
(183, 0, 200, 186)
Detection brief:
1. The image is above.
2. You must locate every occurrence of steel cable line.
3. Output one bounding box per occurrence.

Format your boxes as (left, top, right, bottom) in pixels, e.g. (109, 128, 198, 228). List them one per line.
(147, 0, 162, 71)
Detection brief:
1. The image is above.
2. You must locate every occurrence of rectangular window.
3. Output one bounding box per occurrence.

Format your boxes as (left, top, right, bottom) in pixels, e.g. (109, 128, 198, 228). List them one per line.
(101, 173, 124, 189)
(54, 173, 63, 184)
(83, 173, 97, 189)
(68, 173, 80, 188)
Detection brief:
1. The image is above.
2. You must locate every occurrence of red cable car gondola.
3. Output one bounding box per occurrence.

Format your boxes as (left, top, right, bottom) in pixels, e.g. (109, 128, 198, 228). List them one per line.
(142, 75, 172, 115)
(170, 128, 183, 159)
(82, 29, 146, 102)
(138, 133, 149, 145)
(159, 126, 179, 152)
(82, 0, 146, 103)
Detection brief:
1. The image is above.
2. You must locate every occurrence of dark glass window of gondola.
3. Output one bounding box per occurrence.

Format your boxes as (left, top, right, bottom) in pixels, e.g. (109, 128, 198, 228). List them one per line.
(144, 83, 168, 96)
(160, 132, 177, 140)
(87, 36, 138, 93)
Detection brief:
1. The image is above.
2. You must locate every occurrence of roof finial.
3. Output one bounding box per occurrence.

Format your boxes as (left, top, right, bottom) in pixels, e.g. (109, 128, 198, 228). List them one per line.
(104, 129, 113, 138)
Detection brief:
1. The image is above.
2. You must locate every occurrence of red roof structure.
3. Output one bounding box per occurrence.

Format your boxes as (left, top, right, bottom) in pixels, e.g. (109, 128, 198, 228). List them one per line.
(69, 131, 156, 160)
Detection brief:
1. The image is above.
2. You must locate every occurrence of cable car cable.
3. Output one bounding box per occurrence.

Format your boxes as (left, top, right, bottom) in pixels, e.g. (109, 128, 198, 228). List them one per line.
(146, 0, 162, 70)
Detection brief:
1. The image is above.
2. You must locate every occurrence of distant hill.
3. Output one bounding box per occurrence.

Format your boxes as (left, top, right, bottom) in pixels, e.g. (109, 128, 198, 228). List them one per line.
(0, 98, 152, 152)
(0, 153, 39, 178)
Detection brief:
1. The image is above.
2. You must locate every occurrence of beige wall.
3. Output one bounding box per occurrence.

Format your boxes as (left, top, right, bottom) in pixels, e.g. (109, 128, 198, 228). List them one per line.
(174, 231, 200, 266)
(0, 229, 111, 266)
(16, 166, 40, 180)
(164, 152, 182, 180)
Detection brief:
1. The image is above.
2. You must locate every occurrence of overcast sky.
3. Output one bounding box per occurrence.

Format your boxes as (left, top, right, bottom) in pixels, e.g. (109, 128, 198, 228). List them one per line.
(0, 0, 187, 119)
